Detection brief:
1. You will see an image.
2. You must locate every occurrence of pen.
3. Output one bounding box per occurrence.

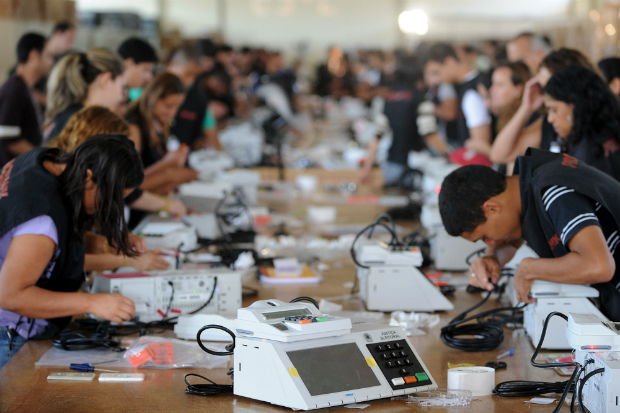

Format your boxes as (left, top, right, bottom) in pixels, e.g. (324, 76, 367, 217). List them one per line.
(496, 349, 515, 359)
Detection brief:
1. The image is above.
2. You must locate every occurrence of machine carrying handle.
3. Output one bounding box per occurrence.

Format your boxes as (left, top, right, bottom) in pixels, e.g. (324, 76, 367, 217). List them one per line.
(197, 325, 236, 356)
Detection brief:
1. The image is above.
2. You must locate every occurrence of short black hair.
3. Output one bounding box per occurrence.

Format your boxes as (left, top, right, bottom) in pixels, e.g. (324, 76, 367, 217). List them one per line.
(438, 165, 507, 236)
(52, 21, 74, 34)
(424, 42, 458, 65)
(17, 32, 46, 64)
(117, 37, 158, 64)
(598, 57, 620, 83)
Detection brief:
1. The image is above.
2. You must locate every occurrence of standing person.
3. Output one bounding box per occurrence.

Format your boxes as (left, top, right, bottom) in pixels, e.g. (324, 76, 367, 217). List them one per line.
(126, 73, 198, 195)
(439, 150, 620, 321)
(33, 21, 76, 108)
(43, 48, 125, 140)
(0, 135, 143, 368)
(423, 43, 493, 160)
(0, 33, 53, 167)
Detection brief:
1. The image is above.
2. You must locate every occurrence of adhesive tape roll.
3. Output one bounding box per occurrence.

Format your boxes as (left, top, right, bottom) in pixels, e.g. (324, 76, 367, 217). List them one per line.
(447, 366, 495, 396)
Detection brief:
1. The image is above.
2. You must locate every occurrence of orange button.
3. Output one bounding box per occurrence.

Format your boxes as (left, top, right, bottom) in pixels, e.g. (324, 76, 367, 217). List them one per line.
(298, 319, 311, 324)
(403, 376, 417, 384)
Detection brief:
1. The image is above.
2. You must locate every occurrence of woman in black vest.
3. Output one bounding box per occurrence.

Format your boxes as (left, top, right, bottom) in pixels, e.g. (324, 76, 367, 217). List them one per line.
(542, 65, 620, 182)
(0, 135, 143, 368)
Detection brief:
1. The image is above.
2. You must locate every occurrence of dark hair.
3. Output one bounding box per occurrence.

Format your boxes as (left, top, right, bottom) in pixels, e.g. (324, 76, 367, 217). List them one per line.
(539, 48, 597, 75)
(496, 60, 531, 86)
(598, 57, 620, 83)
(424, 43, 458, 65)
(52, 21, 74, 34)
(17, 32, 46, 64)
(118, 37, 158, 64)
(48, 134, 144, 256)
(198, 38, 216, 58)
(438, 165, 507, 236)
(543, 65, 620, 156)
(216, 44, 233, 54)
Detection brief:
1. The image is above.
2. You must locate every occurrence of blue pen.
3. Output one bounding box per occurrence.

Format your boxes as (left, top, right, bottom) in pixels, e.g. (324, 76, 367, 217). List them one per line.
(70, 363, 119, 373)
(496, 349, 515, 359)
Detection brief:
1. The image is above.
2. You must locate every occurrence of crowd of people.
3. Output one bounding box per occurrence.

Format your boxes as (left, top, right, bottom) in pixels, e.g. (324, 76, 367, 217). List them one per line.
(1, 21, 620, 369)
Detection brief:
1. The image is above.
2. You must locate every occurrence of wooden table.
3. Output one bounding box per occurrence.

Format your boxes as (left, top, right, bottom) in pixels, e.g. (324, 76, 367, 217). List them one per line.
(0, 257, 574, 413)
(0, 169, 573, 412)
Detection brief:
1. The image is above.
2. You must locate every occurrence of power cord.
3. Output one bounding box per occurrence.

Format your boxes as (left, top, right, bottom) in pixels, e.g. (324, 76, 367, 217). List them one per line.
(494, 311, 588, 413)
(185, 324, 236, 397)
(440, 291, 525, 351)
(184, 372, 233, 396)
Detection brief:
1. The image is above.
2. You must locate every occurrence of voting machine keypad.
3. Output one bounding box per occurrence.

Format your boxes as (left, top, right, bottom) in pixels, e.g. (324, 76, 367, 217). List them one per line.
(366, 339, 432, 389)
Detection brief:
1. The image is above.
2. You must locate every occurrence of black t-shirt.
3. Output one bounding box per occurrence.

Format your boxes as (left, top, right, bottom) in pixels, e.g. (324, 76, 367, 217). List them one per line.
(566, 137, 620, 182)
(126, 112, 166, 168)
(383, 86, 425, 165)
(43, 103, 84, 142)
(0, 75, 43, 167)
(542, 186, 620, 318)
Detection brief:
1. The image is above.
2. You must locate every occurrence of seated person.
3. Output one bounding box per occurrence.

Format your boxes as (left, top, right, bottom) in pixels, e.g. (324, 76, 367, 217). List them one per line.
(439, 149, 620, 321)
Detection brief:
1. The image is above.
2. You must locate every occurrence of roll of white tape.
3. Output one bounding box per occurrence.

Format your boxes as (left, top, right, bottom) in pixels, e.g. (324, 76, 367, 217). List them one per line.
(447, 366, 495, 396)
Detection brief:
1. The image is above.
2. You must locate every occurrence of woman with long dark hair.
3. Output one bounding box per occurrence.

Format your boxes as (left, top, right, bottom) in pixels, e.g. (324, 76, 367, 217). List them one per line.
(126, 72, 198, 195)
(542, 65, 620, 181)
(0, 135, 143, 368)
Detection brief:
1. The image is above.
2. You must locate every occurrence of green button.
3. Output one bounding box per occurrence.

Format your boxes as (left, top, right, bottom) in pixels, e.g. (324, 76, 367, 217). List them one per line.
(316, 317, 328, 322)
(415, 372, 429, 381)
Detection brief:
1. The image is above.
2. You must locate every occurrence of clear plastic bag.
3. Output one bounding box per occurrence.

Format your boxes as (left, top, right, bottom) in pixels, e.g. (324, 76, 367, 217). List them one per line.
(123, 336, 230, 369)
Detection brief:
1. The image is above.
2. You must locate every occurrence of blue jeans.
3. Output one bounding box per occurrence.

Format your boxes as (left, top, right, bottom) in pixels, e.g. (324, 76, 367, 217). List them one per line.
(0, 326, 27, 370)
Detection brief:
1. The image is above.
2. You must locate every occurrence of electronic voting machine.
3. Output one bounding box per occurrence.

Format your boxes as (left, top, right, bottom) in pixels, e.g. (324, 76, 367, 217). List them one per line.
(233, 299, 436, 410)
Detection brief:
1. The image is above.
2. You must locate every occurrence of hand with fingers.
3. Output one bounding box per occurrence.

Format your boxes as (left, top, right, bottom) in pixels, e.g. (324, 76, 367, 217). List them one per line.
(89, 294, 135, 324)
(469, 256, 501, 291)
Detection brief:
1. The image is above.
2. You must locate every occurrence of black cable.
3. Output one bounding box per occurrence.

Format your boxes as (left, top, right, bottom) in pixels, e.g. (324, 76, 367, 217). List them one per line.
(493, 380, 574, 397)
(52, 332, 124, 351)
(571, 359, 594, 413)
(578, 368, 604, 413)
(164, 281, 175, 318)
(494, 310, 582, 409)
(188, 276, 218, 315)
(465, 247, 486, 265)
(196, 324, 235, 356)
(184, 373, 233, 396)
(440, 291, 525, 351)
(530, 312, 575, 368)
(289, 296, 319, 309)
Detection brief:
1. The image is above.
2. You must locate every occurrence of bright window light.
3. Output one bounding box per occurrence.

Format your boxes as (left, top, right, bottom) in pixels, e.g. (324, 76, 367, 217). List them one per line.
(398, 9, 428, 35)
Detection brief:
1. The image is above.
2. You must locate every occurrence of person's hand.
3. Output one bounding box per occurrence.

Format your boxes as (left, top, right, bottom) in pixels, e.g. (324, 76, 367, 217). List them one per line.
(167, 198, 188, 219)
(163, 144, 190, 168)
(129, 249, 170, 271)
(513, 257, 536, 303)
(89, 293, 135, 324)
(521, 78, 544, 114)
(172, 167, 199, 185)
(469, 256, 501, 291)
(128, 234, 146, 254)
(359, 167, 373, 185)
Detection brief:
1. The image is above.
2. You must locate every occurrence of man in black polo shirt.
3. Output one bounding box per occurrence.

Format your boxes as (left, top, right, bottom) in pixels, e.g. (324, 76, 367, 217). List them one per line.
(0, 33, 53, 167)
(438, 149, 620, 320)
